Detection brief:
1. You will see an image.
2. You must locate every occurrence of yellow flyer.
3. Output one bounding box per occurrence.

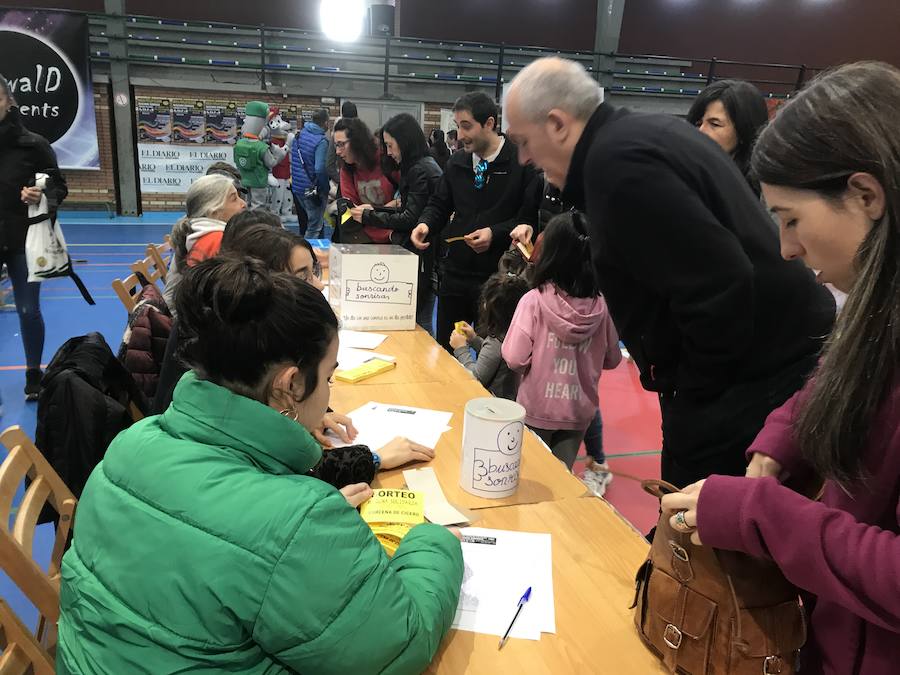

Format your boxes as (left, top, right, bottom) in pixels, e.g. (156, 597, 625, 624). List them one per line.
(360, 489, 425, 526)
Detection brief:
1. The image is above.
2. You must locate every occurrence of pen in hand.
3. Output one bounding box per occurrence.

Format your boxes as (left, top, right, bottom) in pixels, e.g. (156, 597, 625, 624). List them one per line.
(498, 586, 531, 650)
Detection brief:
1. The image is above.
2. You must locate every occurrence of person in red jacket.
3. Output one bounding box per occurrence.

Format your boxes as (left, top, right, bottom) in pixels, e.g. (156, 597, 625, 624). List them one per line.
(662, 62, 900, 675)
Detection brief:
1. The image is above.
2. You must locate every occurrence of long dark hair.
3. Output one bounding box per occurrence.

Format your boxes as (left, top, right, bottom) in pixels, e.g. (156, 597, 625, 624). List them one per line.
(429, 129, 450, 159)
(382, 113, 429, 174)
(752, 62, 900, 486)
(176, 256, 337, 404)
(221, 221, 310, 273)
(478, 272, 530, 339)
(530, 211, 597, 298)
(334, 117, 377, 172)
(687, 80, 768, 183)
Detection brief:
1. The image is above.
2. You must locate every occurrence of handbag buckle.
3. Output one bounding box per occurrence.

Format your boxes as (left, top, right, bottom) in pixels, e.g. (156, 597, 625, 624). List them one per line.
(763, 656, 784, 674)
(663, 624, 683, 650)
(668, 540, 690, 562)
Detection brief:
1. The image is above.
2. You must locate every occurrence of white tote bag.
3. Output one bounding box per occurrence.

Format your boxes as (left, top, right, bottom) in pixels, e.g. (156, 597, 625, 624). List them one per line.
(24, 173, 95, 304)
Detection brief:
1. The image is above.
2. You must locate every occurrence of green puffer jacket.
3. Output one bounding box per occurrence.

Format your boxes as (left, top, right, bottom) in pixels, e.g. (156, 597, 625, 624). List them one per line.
(57, 372, 463, 674)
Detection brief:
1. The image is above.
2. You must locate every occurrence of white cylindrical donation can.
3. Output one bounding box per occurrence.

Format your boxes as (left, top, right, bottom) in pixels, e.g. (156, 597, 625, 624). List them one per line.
(460, 397, 526, 498)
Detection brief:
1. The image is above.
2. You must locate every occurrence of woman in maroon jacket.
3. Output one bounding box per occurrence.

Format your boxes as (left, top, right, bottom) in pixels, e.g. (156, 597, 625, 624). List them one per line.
(663, 62, 900, 675)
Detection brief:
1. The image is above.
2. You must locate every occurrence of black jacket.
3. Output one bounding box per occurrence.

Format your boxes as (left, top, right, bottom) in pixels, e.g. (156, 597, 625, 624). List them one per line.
(35, 333, 146, 522)
(0, 108, 68, 253)
(563, 104, 835, 401)
(419, 137, 539, 292)
(363, 155, 443, 250)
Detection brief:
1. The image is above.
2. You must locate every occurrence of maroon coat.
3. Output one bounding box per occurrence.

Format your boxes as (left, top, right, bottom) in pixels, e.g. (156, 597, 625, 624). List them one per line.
(117, 283, 173, 399)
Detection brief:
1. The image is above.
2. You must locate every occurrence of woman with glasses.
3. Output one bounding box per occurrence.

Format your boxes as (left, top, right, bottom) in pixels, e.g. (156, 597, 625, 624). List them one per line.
(332, 117, 398, 243)
(350, 113, 443, 334)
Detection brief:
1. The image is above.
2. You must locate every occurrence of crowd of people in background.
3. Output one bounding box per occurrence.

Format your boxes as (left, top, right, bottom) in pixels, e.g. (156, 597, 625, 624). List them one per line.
(2, 53, 898, 674)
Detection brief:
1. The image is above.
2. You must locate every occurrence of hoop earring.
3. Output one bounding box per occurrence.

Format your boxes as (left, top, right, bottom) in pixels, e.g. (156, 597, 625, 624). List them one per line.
(280, 408, 300, 422)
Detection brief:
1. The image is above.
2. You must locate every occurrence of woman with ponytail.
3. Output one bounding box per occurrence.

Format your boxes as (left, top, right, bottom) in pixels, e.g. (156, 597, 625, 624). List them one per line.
(502, 211, 622, 469)
(161, 173, 246, 312)
(58, 256, 463, 674)
(662, 62, 900, 675)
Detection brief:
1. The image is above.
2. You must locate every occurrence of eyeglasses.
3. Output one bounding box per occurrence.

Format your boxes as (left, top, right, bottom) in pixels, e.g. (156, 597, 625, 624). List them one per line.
(474, 159, 489, 190)
(334, 140, 350, 150)
(294, 261, 322, 283)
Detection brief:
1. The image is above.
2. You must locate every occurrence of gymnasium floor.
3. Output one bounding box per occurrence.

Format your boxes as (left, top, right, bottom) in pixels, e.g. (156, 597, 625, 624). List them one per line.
(0, 210, 663, 629)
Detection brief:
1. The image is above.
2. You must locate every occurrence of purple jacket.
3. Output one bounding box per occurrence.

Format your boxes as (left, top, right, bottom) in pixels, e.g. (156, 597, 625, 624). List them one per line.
(502, 284, 621, 430)
(697, 378, 900, 675)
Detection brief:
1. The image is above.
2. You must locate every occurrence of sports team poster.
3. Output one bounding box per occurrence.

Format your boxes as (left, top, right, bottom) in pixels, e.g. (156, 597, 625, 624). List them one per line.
(172, 100, 205, 144)
(0, 9, 100, 169)
(137, 98, 172, 143)
(205, 101, 237, 144)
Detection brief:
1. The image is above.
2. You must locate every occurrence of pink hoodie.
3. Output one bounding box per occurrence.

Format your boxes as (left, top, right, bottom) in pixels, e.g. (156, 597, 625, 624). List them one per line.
(502, 284, 621, 431)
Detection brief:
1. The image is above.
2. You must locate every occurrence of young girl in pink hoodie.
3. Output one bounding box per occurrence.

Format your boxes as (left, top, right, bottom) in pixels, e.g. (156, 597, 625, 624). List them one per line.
(502, 212, 621, 469)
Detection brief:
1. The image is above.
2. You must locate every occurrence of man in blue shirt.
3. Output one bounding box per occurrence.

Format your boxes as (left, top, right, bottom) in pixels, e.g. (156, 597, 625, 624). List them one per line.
(291, 108, 331, 239)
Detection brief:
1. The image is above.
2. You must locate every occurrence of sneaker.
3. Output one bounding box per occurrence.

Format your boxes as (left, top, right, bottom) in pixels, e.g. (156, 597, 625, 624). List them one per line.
(582, 467, 611, 498)
(25, 368, 42, 402)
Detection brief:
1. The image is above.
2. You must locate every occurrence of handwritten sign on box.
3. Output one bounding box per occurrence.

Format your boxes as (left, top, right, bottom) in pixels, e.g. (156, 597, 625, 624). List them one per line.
(329, 244, 419, 331)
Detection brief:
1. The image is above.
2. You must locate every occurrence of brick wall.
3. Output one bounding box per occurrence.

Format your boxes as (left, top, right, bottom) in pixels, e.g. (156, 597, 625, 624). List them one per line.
(423, 102, 445, 137)
(61, 83, 116, 209)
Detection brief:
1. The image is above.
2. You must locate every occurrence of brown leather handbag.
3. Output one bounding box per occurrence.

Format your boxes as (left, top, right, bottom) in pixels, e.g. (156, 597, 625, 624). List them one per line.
(631, 480, 807, 674)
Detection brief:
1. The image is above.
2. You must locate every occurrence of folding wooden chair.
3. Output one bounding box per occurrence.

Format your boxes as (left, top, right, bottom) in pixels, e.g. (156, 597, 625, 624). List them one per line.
(0, 598, 54, 675)
(130, 254, 164, 287)
(110, 271, 142, 314)
(0, 426, 78, 655)
(146, 235, 173, 282)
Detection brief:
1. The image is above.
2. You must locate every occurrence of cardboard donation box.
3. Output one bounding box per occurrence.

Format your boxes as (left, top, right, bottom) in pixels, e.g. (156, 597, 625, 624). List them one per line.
(329, 244, 419, 331)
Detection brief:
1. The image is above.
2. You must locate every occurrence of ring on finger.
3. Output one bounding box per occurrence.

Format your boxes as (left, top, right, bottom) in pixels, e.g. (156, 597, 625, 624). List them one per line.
(674, 510, 693, 531)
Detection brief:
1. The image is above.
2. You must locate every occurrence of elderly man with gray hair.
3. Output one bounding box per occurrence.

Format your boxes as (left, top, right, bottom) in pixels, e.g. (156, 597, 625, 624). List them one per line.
(504, 57, 835, 488)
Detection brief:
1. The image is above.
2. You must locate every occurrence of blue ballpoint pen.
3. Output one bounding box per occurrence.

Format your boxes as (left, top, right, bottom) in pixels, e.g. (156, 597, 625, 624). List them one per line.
(498, 587, 532, 650)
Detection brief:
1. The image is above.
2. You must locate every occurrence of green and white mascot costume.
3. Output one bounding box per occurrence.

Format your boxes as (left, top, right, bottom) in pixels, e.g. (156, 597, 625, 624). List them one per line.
(233, 101, 287, 209)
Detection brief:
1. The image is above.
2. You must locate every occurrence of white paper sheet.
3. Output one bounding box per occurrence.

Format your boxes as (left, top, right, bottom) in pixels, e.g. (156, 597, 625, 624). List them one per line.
(339, 329, 388, 350)
(336, 347, 396, 371)
(403, 467, 469, 526)
(452, 528, 555, 641)
(331, 402, 453, 452)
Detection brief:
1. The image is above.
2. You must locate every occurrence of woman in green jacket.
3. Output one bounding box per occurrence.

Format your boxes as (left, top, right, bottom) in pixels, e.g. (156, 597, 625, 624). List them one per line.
(57, 256, 464, 674)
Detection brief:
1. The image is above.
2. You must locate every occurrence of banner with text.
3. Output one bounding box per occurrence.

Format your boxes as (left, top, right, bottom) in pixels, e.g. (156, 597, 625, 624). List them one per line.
(138, 144, 233, 193)
(0, 9, 99, 169)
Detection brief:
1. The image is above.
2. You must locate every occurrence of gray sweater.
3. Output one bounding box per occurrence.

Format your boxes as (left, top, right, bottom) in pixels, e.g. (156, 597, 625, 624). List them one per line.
(453, 336, 519, 401)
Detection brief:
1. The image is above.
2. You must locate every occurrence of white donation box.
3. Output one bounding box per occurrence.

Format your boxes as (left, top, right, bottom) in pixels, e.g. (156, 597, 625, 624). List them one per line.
(328, 244, 419, 331)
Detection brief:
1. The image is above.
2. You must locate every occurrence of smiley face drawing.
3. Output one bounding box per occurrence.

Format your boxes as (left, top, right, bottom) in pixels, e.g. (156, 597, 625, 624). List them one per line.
(370, 262, 390, 284)
(497, 421, 524, 456)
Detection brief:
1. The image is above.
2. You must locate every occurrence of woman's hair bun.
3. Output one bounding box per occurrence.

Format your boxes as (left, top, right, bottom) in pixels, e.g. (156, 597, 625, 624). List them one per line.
(177, 255, 274, 328)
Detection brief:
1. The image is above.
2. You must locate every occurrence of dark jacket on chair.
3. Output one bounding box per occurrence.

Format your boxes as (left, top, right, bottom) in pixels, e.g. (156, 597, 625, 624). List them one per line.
(117, 282, 173, 400)
(35, 333, 146, 521)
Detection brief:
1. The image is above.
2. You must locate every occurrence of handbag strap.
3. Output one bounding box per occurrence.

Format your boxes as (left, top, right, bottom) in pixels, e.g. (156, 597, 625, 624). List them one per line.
(607, 468, 681, 500)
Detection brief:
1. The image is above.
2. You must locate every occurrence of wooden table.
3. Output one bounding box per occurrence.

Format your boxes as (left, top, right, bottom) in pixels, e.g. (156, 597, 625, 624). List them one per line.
(334, 328, 476, 387)
(427, 498, 666, 674)
(328, 379, 588, 510)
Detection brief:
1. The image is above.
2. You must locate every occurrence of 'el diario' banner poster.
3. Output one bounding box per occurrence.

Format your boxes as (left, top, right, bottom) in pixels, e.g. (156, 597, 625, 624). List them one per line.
(0, 9, 100, 169)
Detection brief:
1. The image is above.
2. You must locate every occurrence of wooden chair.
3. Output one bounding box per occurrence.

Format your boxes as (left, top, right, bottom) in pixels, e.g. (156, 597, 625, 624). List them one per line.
(130, 254, 164, 287)
(110, 271, 142, 313)
(0, 426, 78, 656)
(146, 235, 172, 282)
(0, 598, 54, 675)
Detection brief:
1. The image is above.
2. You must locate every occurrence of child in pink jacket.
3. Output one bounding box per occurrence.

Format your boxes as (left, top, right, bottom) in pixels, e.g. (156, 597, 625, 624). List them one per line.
(502, 212, 621, 469)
